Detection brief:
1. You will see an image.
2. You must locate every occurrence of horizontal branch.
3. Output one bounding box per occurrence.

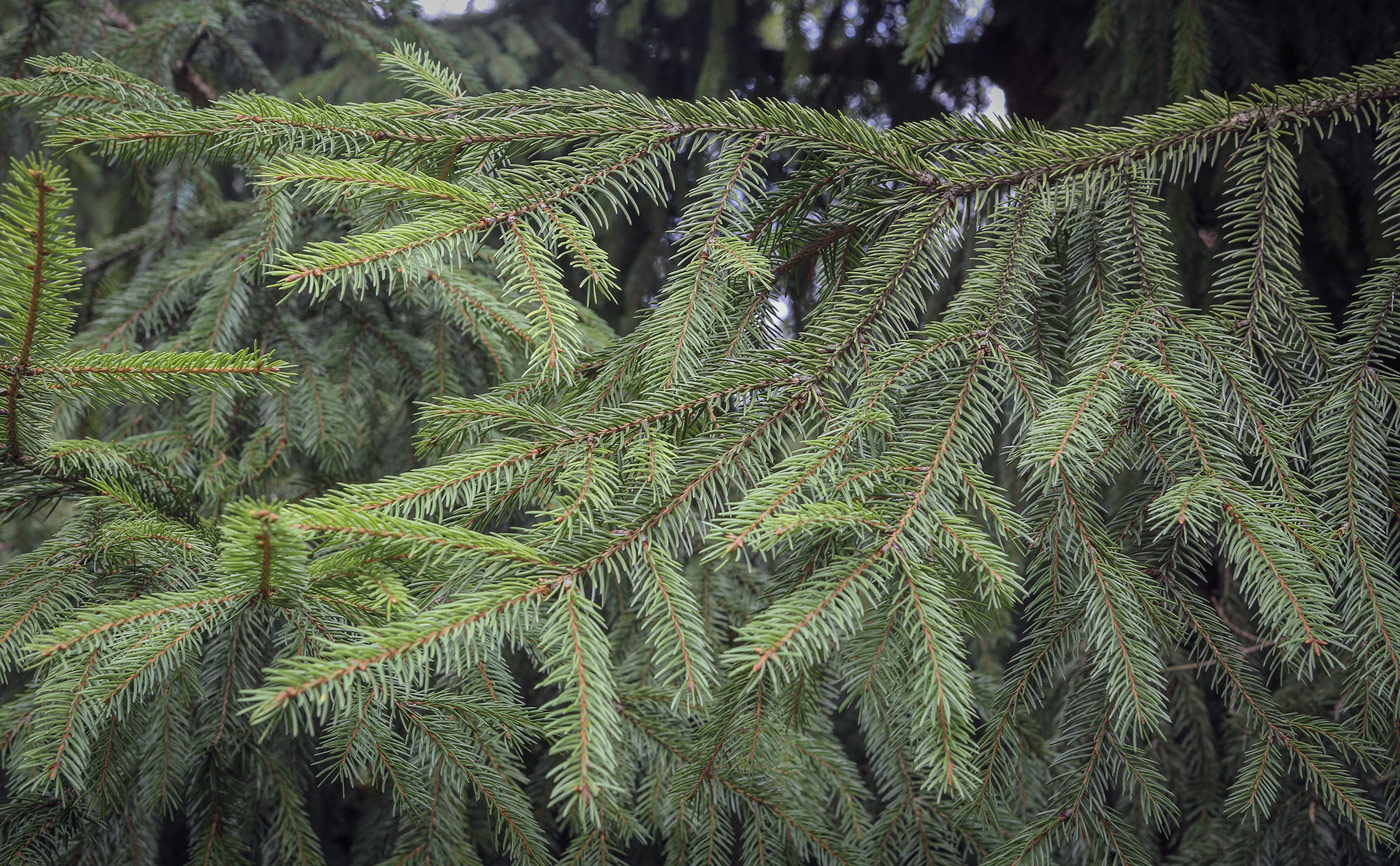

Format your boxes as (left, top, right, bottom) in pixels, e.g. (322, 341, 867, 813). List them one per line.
(931, 62, 1400, 199)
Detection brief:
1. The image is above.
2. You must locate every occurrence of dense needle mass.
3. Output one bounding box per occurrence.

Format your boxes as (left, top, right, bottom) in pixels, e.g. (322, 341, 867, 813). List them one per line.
(1, 3, 1399, 865)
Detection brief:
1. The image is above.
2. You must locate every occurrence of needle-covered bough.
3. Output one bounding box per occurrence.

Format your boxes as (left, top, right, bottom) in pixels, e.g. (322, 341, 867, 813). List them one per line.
(3, 39, 1400, 866)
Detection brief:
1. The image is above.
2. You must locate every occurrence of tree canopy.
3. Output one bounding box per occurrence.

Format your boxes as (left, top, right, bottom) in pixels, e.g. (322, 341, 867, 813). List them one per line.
(2, 2, 1399, 865)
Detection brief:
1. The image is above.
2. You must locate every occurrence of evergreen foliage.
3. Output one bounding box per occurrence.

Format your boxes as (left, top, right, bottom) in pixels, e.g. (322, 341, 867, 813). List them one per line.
(2, 3, 1400, 864)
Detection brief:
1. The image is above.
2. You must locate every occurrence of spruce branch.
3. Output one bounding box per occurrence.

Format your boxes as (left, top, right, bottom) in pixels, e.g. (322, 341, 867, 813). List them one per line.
(3, 26, 1400, 864)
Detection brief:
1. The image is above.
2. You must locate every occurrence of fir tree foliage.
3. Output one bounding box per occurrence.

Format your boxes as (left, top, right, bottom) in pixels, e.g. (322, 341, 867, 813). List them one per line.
(2, 4, 1400, 864)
